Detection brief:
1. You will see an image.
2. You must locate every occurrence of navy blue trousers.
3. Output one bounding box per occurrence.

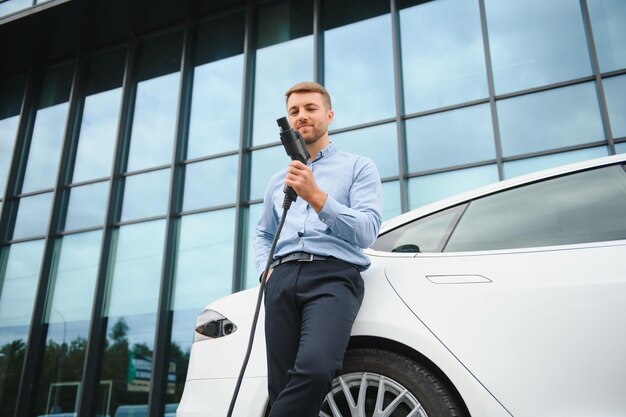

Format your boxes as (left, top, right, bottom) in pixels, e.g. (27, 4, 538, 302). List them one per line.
(264, 259, 364, 417)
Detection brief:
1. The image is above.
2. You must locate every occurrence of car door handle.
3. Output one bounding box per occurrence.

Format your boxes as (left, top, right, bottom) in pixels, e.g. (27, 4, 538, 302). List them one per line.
(426, 274, 492, 284)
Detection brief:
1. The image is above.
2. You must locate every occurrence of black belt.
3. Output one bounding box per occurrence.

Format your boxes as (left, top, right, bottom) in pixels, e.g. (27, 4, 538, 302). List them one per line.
(270, 252, 331, 269)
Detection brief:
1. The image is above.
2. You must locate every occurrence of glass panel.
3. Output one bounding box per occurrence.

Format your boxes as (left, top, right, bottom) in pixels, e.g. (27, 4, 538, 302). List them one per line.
(127, 31, 183, 172)
(372, 205, 464, 253)
(182, 156, 238, 211)
(400, 0, 488, 113)
(168, 204, 236, 408)
(171, 209, 235, 341)
(498, 82, 604, 157)
(12, 192, 53, 240)
(98, 220, 166, 417)
(33, 231, 102, 415)
(187, 12, 245, 158)
(244, 203, 263, 289)
(504, 147, 609, 179)
(121, 169, 170, 222)
(21, 104, 68, 192)
(615, 142, 626, 154)
(250, 145, 285, 201)
(188, 56, 244, 158)
(588, 0, 626, 73)
(445, 165, 626, 252)
(485, 0, 592, 94)
(408, 165, 499, 210)
(252, 0, 313, 146)
(381, 180, 401, 221)
(604, 75, 626, 139)
(64, 181, 109, 231)
(0, 0, 31, 17)
(0, 75, 25, 197)
(0, 240, 45, 417)
(0, 113, 19, 198)
(172, 210, 235, 307)
(406, 104, 495, 173)
(72, 48, 126, 183)
(22, 63, 74, 193)
(324, 1, 394, 129)
(330, 123, 398, 178)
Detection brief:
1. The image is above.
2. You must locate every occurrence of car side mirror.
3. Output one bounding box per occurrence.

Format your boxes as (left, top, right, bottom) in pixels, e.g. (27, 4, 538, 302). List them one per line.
(392, 244, 421, 253)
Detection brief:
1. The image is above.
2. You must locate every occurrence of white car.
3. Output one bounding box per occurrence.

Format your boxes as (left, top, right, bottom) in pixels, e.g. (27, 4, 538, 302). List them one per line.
(177, 154, 626, 417)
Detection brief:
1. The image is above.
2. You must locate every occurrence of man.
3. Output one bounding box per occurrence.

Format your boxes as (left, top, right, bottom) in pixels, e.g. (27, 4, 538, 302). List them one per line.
(254, 81, 382, 417)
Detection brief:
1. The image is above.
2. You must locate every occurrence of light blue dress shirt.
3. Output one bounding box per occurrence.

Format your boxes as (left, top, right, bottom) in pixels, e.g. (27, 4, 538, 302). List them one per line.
(254, 141, 383, 273)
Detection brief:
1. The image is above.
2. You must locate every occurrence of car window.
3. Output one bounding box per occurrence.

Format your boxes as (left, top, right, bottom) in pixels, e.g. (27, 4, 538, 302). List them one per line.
(371, 205, 466, 253)
(444, 164, 626, 252)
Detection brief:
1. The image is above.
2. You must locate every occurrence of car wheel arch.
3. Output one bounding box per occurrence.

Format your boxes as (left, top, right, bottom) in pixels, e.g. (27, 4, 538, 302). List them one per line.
(346, 335, 471, 417)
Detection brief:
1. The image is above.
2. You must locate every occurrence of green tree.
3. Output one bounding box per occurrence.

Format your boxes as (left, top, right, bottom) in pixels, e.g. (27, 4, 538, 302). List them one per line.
(0, 340, 26, 417)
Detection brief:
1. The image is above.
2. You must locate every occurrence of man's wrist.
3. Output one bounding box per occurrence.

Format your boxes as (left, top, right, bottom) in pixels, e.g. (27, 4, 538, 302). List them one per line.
(310, 190, 328, 213)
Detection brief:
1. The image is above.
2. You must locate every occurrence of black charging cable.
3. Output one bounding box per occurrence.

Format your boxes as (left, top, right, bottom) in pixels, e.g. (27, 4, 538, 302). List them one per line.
(226, 118, 309, 417)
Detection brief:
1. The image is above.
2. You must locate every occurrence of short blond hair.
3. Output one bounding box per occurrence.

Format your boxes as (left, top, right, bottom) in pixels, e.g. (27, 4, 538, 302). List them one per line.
(285, 81, 332, 109)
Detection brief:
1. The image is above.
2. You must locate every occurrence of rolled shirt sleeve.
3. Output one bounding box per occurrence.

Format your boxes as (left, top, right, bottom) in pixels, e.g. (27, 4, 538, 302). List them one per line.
(317, 158, 382, 249)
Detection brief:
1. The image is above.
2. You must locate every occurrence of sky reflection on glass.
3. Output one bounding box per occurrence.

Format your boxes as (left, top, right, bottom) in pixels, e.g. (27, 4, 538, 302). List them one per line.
(121, 169, 170, 221)
(172, 209, 235, 312)
(72, 88, 122, 183)
(106, 220, 165, 318)
(331, 123, 398, 178)
(588, 0, 626, 73)
(21, 103, 68, 193)
(0, 240, 45, 328)
(408, 165, 498, 210)
(46, 231, 102, 323)
(504, 147, 608, 179)
(382, 181, 400, 221)
(0, 0, 30, 17)
(406, 104, 495, 173)
(183, 155, 238, 210)
(64, 181, 109, 231)
(250, 145, 285, 200)
(188, 55, 244, 158)
(13, 192, 53, 239)
(603, 75, 626, 139)
(485, 0, 591, 94)
(498, 82, 604, 157)
(401, 0, 488, 113)
(252, 36, 314, 146)
(127, 73, 180, 172)
(325, 14, 395, 129)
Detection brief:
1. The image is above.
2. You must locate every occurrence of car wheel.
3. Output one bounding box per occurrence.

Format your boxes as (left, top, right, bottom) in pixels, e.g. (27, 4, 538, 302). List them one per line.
(319, 349, 466, 417)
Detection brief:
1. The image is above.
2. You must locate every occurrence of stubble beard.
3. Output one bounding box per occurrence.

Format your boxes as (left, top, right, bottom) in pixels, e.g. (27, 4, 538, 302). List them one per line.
(301, 126, 327, 146)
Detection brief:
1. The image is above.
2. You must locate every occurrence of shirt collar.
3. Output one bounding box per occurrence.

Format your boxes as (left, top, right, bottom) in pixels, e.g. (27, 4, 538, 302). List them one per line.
(312, 141, 337, 163)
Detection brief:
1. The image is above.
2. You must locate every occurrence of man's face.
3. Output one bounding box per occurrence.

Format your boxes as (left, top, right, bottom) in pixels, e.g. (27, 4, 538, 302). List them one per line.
(286, 92, 334, 146)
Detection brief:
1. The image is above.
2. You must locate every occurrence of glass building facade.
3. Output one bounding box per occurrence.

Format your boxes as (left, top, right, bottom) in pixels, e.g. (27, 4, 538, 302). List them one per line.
(0, 0, 625, 416)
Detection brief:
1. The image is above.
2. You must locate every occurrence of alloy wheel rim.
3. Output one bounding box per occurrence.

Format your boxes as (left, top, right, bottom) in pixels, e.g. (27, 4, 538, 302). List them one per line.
(319, 372, 428, 417)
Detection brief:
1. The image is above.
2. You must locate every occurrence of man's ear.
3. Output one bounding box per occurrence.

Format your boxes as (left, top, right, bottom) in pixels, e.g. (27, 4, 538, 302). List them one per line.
(327, 109, 334, 123)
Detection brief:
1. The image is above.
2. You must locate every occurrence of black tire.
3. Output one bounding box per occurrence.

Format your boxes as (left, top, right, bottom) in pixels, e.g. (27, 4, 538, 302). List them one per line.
(319, 348, 467, 417)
